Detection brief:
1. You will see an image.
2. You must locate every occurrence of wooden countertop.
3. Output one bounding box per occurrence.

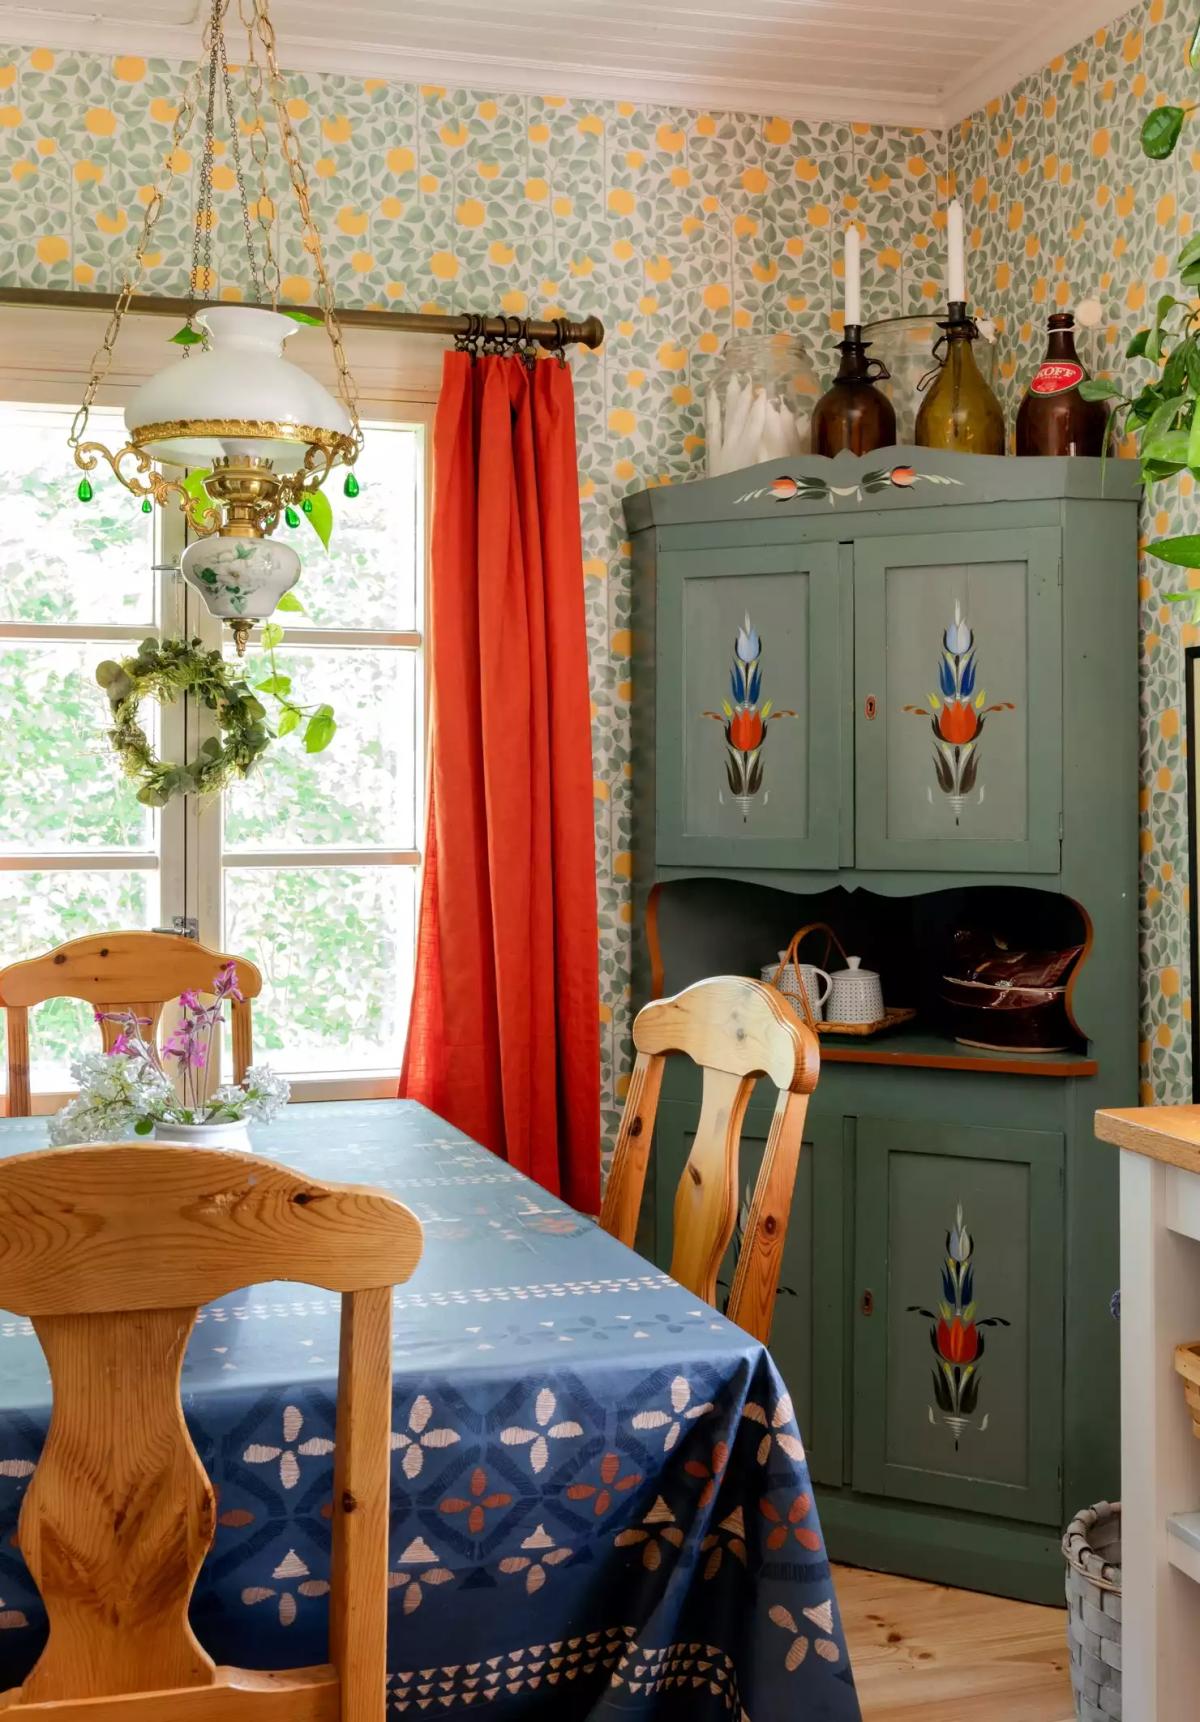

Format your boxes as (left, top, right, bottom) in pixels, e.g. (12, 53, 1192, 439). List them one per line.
(1095, 1105, 1200, 1174)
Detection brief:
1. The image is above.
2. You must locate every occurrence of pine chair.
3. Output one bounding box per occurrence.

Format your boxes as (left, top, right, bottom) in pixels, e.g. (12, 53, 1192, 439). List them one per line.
(0, 1141, 422, 1721)
(600, 976, 820, 1344)
(0, 931, 262, 1116)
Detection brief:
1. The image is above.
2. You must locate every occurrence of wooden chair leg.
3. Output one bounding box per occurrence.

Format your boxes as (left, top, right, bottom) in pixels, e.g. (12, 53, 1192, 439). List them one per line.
(331, 1287, 394, 1722)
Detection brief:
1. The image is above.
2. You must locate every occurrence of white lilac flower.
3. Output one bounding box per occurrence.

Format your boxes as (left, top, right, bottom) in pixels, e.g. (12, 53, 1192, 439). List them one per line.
(49, 1045, 288, 1145)
(48, 1052, 172, 1146)
(208, 1065, 290, 1124)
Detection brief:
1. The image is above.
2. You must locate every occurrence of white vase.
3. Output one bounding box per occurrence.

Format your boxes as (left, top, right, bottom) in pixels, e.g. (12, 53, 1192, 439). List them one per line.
(180, 532, 301, 622)
(152, 1119, 252, 1152)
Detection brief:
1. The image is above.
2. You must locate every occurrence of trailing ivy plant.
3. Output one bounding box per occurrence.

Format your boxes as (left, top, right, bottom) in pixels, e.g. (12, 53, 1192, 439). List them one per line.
(1081, 11, 1200, 615)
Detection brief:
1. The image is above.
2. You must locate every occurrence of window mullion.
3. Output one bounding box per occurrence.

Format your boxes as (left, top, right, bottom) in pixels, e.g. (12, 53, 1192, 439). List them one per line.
(156, 501, 187, 935)
(176, 510, 224, 935)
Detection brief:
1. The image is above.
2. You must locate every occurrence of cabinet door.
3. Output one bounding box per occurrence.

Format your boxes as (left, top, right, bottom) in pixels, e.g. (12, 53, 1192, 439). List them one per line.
(852, 1116, 1064, 1524)
(854, 527, 1062, 871)
(650, 1102, 845, 1486)
(657, 541, 843, 868)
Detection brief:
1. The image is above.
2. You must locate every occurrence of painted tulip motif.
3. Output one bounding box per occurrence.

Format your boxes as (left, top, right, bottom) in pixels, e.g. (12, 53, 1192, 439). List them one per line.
(736, 464, 962, 507)
(902, 601, 1015, 824)
(908, 1204, 1009, 1449)
(702, 612, 795, 820)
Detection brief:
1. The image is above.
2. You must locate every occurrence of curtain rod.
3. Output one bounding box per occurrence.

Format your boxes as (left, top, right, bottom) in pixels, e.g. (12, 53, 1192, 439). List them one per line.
(0, 288, 605, 351)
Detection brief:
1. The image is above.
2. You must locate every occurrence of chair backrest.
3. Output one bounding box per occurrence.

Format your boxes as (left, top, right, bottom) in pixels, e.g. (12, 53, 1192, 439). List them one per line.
(0, 931, 262, 1116)
(0, 1142, 422, 1722)
(600, 976, 819, 1344)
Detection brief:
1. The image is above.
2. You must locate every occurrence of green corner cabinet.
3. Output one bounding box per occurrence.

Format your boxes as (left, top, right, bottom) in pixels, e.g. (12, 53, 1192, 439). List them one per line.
(623, 446, 1141, 1603)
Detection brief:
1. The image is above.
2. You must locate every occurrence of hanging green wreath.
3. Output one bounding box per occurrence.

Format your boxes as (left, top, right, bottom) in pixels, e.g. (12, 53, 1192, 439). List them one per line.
(96, 636, 272, 808)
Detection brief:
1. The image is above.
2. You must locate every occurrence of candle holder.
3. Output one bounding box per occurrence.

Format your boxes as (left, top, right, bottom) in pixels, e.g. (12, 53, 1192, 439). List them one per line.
(811, 325, 898, 457)
(914, 303, 1006, 455)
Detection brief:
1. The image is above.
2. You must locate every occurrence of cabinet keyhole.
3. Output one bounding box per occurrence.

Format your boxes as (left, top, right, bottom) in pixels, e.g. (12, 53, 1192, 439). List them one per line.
(864, 695, 877, 720)
(860, 1289, 875, 1316)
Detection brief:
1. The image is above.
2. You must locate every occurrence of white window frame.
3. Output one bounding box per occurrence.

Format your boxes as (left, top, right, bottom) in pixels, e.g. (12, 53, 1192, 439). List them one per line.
(0, 303, 437, 1106)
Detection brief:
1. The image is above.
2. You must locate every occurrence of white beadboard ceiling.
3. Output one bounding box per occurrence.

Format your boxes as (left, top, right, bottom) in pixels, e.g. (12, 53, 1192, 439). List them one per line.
(0, 0, 1133, 128)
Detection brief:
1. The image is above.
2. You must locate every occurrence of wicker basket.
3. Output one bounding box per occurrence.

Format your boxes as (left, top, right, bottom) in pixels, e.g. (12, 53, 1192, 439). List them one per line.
(1174, 1341, 1200, 1437)
(1063, 1501, 1121, 1721)
(762, 923, 849, 1031)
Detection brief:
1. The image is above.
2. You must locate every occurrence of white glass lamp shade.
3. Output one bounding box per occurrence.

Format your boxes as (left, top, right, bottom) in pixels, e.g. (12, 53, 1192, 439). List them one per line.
(124, 306, 351, 474)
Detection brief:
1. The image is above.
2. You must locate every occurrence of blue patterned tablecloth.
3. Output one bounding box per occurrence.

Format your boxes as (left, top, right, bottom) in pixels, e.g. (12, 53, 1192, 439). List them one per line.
(0, 1101, 859, 1720)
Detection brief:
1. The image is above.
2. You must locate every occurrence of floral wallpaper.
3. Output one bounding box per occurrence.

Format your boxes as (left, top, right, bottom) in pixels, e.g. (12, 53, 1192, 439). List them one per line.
(0, 43, 952, 1142)
(5, 17, 1184, 1123)
(949, 0, 1195, 1105)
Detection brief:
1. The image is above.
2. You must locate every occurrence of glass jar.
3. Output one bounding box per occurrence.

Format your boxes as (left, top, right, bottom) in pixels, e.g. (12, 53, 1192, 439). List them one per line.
(864, 315, 999, 444)
(705, 333, 820, 476)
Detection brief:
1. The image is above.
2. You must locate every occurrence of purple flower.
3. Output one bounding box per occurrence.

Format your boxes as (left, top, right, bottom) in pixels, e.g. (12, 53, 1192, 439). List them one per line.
(162, 1025, 193, 1059)
(213, 962, 244, 1003)
(110, 1032, 133, 1056)
(179, 989, 203, 1011)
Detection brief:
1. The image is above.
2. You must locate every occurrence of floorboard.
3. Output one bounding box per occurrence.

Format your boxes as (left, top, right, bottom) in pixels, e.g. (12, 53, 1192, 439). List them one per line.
(835, 1562, 1075, 1721)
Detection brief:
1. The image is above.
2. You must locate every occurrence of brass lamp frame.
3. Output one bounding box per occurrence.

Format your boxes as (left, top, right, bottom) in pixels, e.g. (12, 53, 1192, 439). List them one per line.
(74, 421, 358, 539)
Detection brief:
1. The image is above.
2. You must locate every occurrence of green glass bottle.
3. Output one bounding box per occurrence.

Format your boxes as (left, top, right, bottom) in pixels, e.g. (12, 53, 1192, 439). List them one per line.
(915, 303, 1005, 455)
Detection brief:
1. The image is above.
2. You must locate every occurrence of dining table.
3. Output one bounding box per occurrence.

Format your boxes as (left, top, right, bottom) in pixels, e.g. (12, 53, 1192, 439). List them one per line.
(0, 1099, 860, 1720)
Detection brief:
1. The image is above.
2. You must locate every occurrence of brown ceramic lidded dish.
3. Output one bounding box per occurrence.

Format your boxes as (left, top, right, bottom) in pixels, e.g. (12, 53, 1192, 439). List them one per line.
(940, 931, 1084, 1052)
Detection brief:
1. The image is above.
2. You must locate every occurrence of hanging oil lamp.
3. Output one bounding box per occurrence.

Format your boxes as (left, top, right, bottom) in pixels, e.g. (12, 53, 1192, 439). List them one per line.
(811, 227, 897, 457)
(915, 200, 1005, 456)
(66, 0, 363, 652)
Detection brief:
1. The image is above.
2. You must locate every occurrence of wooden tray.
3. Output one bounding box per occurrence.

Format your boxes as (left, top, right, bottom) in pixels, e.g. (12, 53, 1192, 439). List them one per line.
(817, 1006, 917, 1039)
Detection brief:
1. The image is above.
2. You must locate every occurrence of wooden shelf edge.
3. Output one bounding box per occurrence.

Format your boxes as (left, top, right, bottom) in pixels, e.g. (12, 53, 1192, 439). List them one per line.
(1168, 1514, 1200, 1585)
(821, 1044, 1097, 1078)
(1095, 1105, 1200, 1173)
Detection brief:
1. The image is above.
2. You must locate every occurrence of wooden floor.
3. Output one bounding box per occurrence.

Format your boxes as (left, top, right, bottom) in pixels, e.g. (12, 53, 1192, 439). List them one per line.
(836, 1563, 1074, 1721)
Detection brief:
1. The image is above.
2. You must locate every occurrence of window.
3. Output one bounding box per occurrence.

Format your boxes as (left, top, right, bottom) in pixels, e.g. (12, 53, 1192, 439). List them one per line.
(208, 418, 426, 1097)
(0, 365, 430, 1109)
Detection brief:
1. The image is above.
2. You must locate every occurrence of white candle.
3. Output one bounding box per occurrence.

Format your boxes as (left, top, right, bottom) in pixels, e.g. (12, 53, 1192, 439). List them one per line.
(947, 199, 966, 303)
(844, 225, 861, 328)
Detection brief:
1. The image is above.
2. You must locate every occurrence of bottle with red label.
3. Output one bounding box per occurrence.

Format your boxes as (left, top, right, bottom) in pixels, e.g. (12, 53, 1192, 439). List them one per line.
(1015, 311, 1110, 456)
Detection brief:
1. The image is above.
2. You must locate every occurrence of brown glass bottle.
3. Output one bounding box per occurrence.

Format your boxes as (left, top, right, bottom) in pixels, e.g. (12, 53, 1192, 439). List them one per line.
(1015, 312, 1109, 456)
(914, 303, 1005, 455)
(811, 327, 897, 456)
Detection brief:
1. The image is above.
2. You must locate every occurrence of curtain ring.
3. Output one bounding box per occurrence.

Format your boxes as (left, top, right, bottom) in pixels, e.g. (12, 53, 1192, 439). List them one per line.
(515, 317, 538, 370)
(454, 313, 484, 358)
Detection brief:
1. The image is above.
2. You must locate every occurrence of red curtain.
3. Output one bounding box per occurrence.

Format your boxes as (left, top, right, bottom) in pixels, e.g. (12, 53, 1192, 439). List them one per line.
(400, 351, 601, 1213)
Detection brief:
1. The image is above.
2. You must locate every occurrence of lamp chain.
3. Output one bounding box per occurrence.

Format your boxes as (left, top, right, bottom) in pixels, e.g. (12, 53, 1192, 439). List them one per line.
(237, 0, 281, 307)
(68, 48, 210, 448)
(219, 33, 266, 300)
(69, 0, 360, 470)
(190, 2, 219, 302)
(247, 0, 363, 455)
